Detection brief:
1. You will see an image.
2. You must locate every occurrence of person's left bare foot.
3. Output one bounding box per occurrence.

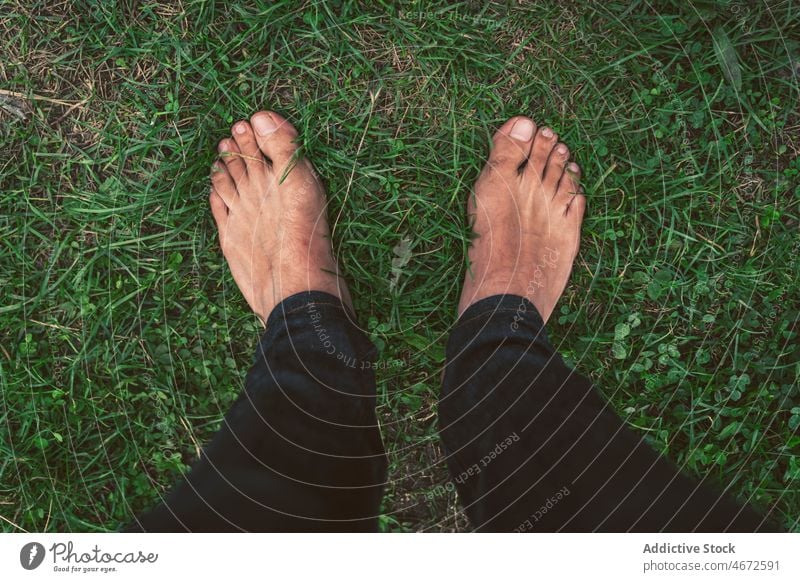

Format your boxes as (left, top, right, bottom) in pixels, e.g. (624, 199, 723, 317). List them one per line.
(209, 111, 351, 322)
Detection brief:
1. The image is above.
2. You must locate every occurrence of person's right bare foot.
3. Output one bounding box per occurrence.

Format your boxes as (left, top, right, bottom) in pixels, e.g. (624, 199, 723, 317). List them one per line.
(458, 117, 586, 323)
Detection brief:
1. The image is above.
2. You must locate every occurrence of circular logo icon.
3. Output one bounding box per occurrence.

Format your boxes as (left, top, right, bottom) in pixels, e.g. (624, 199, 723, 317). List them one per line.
(20, 542, 46, 570)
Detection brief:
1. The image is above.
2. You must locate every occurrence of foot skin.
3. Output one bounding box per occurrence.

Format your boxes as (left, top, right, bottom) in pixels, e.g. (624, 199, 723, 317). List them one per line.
(458, 117, 586, 323)
(209, 111, 351, 322)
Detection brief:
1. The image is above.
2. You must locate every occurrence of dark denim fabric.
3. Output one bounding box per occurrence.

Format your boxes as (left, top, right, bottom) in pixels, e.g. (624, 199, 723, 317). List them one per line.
(126, 291, 387, 532)
(127, 292, 775, 532)
(439, 295, 775, 532)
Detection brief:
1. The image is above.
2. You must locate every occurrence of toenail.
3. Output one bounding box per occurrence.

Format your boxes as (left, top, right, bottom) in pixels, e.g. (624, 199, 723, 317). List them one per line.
(218, 139, 230, 152)
(510, 118, 534, 141)
(568, 162, 580, 173)
(542, 127, 554, 138)
(253, 113, 278, 136)
(234, 123, 247, 135)
(557, 144, 567, 155)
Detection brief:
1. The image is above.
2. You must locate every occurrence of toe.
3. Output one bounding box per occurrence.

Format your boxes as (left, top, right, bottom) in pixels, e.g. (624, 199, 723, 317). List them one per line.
(557, 162, 581, 199)
(543, 142, 571, 194)
(555, 161, 581, 207)
(231, 120, 267, 180)
(250, 110, 302, 174)
(218, 138, 247, 185)
(527, 126, 558, 181)
(567, 184, 587, 219)
(557, 163, 581, 216)
(209, 187, 229, 237)
(486, 116, 535, 176)
(210, 161, 237, 207)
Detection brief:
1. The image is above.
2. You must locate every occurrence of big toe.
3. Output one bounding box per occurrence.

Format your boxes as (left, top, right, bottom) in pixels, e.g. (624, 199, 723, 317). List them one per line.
(485, 116, 535, 177)
(250, 110, 302, 173)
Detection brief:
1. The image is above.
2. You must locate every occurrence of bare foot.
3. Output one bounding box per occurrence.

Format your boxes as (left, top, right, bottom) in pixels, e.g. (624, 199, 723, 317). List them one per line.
(209, 111, 351, 322)
(458, 116, 586, 323)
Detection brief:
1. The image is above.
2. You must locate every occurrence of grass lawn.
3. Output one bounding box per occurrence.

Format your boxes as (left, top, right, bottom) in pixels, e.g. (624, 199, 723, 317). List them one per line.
(1, 0, 798, 532)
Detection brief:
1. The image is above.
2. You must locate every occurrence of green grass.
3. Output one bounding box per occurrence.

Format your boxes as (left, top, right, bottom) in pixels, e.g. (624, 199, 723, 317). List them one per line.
(1, 0, 798, 532)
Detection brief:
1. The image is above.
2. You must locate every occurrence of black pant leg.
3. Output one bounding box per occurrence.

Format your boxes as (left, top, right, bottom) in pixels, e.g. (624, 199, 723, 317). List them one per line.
(126, 291, 387, 532)
(439, 295, 775, 532)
